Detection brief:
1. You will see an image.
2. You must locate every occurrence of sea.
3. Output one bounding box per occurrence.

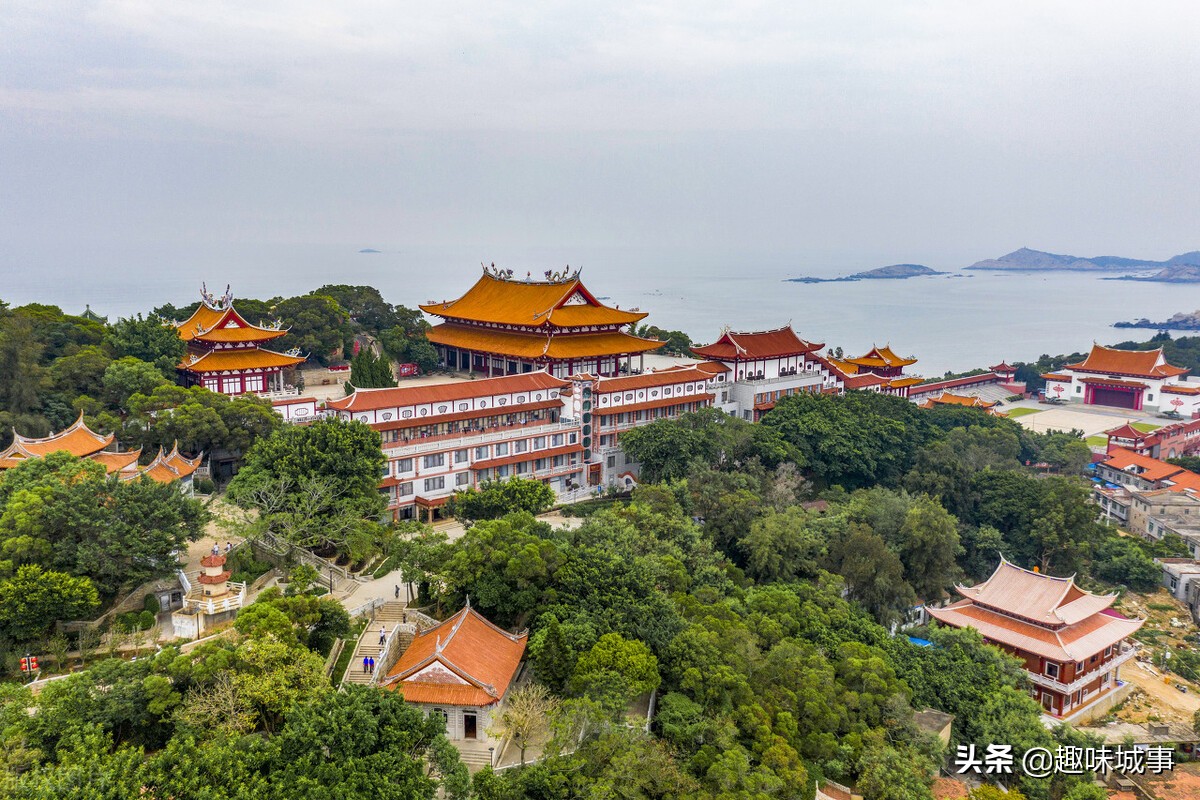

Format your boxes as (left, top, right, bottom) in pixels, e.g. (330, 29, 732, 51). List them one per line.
(7, 242, 1200, 377)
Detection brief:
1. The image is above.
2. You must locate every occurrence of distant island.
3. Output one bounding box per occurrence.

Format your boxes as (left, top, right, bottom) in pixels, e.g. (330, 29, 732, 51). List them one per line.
(787, 263, 947, 284)
(965, 246, 1200, 273)
(358, 248, 382, 254)
(1104, 264, 1200, 283)
(1116, 309, 1200, 330)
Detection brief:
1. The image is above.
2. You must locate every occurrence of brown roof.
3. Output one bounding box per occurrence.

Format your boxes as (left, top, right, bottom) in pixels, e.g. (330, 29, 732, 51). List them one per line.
(989, 362, 1016, 372)
(1065, 344, 1188, 379)
(691, 325, 823, 361)
(426, 323, 663, 361)
(176, 303, 288, 343)
(1165, 384, 1200, 395)
(1041, 372, 1072, 381)
(381, 606, 527, 707)
(1105, 422, 1146, 439)
(843, 373, 890, 390)
(918, 391, 999, 411)
(328, 372, 569, 412)
(419, 271, 646, 329)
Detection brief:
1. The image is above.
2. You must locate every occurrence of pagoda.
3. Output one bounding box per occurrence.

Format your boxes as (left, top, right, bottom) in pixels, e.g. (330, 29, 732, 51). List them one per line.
(175, 284, 305, 396)
(197, 551, 232, 598)
(927, 558, 1142, 720)
(419, 266, 663, 379)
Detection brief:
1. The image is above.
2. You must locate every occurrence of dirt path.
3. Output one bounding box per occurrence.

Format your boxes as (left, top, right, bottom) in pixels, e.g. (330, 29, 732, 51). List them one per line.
(1118, 658, 1200, 725)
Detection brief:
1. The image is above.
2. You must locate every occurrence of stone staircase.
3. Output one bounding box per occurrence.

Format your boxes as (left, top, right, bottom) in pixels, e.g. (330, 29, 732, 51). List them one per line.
(342, 601, 410, 686)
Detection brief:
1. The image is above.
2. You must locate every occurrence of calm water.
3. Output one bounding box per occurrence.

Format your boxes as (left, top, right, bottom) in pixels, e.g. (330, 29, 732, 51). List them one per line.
(6, 241, 1200, 377)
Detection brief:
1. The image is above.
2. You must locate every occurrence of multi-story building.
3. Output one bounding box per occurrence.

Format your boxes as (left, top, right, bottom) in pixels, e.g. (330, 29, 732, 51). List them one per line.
(927, 558, 1142, 721)
(1105, 419, 1200, 459)
(574, 364, 722, 487)
(326, 372, 584, 520)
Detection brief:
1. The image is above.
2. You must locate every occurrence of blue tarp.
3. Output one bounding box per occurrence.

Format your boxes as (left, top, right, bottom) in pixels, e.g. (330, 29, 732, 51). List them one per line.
(907, 636, 933, 647)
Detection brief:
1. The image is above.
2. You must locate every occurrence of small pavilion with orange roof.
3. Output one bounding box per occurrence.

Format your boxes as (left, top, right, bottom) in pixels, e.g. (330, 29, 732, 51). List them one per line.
(175, 284, 305, 396)
(420, 266, 662, 379)
(379, 603, 527, 751)
(917, 391, 1006, 416)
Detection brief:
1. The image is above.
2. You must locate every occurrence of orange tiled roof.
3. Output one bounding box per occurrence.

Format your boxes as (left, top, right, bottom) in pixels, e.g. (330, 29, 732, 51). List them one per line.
(844, 345, 918, 369)
(843, 373, 889, 390)
(1, 414, 114, 460)
(918, 391, 998, 410)
(1065, 344, 1188, 379)
(328, 372, 569, 412)
(419, 271, 646, 329)
(1101, 447, 1187, 483)
(427, 323, 662, 361)
(592, 366, 712, 393)
(691, 325, 822, 361)
(89, 449, 143, 474)
(1041, 372, 1072, 381)
(1164, 384, 1200, 396)
(886, 376, 925, 388)
(953, 559, 1118, 626)
(927, 598, 1142, 662)
(179, 348, 305, 373)
(693, 360, 731, 375)
(124, 444, 202, 484)
(381, 606, 527, 707)
(1164, 471, 1200, 494)
(176, 303, 287, 343)
(372, 400, 563, 433)
(1079, 376, 1148, 389)
(989, 362, 1016, 373)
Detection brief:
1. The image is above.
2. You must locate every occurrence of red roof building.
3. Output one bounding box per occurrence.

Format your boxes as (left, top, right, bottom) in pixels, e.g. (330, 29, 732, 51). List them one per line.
(420, 267, 662, 379)
(175, 285, 305, 396)
(927, 558, 1142, 719)
(329, 371, 583, 521)
(381, 605, 527, 746)
(1042, 344, 1200, 414)
(917, 391, 1006, 416)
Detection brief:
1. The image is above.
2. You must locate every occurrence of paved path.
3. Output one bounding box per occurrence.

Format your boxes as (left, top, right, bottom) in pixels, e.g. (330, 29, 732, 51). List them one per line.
(1004, 399, 1167, 438)
(342, 600, 409, 686)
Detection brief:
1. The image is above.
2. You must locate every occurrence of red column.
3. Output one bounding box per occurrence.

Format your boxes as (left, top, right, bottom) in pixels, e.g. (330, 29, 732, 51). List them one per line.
(1135, 389, 1143, 411)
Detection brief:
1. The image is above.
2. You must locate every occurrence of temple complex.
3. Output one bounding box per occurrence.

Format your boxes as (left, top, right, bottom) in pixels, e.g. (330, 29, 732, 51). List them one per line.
(927, 558, 1142, 721)
(1042, 344, 1200, 414)
(419, 267, 663, 379)
(0, 414, 200, 488)
(174, 285, 305, 395)
(380, 604, 527, 753)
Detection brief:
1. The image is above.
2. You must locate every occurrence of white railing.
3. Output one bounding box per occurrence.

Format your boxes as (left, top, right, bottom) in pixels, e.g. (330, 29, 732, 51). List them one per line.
(383, 421, 579, 457)
(183, 582, 247, 615)
(347, 597, 388, 620)
(1027, 645, 1137, 695)
(177, 569, 192, 594)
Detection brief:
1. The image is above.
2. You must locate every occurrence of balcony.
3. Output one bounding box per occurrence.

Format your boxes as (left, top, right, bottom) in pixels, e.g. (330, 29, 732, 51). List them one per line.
(383, 421, 579, 457)
(1026, 644, 1137, 695)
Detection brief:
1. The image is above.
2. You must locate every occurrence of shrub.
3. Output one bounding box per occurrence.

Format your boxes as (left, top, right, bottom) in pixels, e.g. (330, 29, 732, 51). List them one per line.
(137, 610, 156, 630)
(143, 593, 161, 614)
(194, 477, 216, 495)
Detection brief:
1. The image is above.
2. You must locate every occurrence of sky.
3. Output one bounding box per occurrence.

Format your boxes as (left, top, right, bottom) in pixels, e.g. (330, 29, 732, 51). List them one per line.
(3, 1, 1200, 284)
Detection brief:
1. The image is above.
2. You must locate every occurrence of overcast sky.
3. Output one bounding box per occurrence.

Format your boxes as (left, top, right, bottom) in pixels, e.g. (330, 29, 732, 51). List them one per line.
(3, 1, 1200, 272)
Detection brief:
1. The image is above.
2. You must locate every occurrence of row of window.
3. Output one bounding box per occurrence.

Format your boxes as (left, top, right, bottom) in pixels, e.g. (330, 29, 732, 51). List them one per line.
(202, 374, 266, 394)
(1042, 645, 1115, 680)
(385, 433, 577, 475)
(753, 384, 819, 405)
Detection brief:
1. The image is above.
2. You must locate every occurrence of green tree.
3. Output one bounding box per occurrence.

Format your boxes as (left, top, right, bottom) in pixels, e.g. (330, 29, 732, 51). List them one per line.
(274, 295, 351, 365)
(741, 506, 825, 583)
(101, 357, 169, 408)
(103, 315, 186, 377)
(447, 477, 556, 522)
(0, 565, 99, 643)
(349, 348, 396, 388)
(570, 633, 661, 714)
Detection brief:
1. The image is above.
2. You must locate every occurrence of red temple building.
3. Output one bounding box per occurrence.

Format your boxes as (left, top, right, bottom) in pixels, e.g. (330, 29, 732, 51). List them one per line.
(1042, 344, 1200, 414)
(175, 286, 305, 395)
(927, 558, 1142, 720)
(419, 266, 663, 379)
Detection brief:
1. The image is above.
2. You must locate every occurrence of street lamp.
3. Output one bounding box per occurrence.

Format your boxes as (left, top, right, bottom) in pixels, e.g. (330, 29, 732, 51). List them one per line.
(328, 567, 334, 594)
(489, 746, 495, 767)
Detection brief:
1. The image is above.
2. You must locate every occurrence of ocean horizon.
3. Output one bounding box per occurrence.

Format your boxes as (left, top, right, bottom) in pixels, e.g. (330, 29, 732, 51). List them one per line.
(7, 241, 1200, 377)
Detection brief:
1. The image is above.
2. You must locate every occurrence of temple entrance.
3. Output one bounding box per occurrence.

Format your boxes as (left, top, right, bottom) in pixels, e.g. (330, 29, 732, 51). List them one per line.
(1091, 387, 1138, 409)
(463, 712, 477, 740)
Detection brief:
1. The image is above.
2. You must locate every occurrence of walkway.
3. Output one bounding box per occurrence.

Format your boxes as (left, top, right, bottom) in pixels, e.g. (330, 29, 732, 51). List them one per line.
(341, 600, 410, 686)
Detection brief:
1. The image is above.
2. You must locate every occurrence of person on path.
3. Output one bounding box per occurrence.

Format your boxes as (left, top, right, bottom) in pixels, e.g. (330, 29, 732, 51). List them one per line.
(379, 626, 387, 645)
(362, 656, 370, 674)
(394, 584, 400, 599)
(369, 657, 375, 674)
